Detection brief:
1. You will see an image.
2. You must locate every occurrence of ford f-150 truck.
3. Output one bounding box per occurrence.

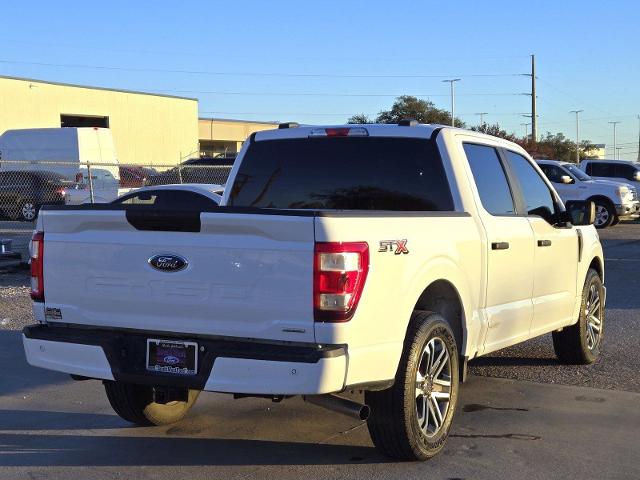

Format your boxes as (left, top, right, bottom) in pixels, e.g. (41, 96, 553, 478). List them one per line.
(22, 122, 605, 461)
(537, 159, 639, 228)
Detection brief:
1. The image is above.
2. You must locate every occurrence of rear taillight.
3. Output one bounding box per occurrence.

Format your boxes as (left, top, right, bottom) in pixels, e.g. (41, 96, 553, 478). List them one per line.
(314, 242, 369, 322)
(30, 231, 44, 302)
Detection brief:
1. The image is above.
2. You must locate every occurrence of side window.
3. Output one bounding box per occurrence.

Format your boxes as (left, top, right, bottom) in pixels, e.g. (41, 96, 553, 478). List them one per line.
(538, 164, 564, 183)
(615, 164, 636, 181)
(463, 143, 515, 215)
(506, 151, 557, 224)
(589, 162, 614, 177)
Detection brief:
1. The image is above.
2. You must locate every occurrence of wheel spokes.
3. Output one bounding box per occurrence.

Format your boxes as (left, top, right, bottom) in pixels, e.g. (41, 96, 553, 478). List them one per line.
(430, 347, 449, 378)
(415, 336, 452, 437)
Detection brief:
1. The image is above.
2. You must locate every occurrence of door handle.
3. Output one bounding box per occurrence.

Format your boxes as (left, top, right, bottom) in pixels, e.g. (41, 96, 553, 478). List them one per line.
(491, 242, 510, 250)
(537, 239, 552, 247)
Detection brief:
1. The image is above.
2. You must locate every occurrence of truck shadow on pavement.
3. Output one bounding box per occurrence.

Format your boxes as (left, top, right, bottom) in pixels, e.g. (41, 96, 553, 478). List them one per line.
(0, 431, 384, 467)
(0, 410, 124, 431)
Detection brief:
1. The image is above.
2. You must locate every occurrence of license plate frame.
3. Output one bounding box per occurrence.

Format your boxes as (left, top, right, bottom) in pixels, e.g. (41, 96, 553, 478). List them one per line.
(146, 339, 198, 376)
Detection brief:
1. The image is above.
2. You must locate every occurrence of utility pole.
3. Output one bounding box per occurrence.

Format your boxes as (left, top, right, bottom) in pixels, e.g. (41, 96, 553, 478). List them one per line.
(476, 112, 488, 126)
(637, 114, 640, 162)
(531, 54, 537, 144)
(442, 79, 461, 127)
(521, 122, 531, 141)
(569, 110, 583, 163)
(609, 121, 620, 159)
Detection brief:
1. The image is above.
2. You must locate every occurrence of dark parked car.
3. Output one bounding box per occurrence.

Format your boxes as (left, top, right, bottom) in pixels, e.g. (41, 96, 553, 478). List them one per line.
(144, 154, 235, 186)
(119, 166, 158, 188)
(0, 171, 73, 221)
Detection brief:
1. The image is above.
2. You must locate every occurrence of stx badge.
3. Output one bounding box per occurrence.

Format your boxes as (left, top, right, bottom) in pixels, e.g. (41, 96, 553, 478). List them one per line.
(379, 239, 409, 255)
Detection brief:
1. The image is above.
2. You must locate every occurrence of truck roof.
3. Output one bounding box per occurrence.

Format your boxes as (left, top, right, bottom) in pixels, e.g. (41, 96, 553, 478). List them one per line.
(581, 159, 640, 165)
(252, 123, 527, 153)
(536, 159, 570, 166)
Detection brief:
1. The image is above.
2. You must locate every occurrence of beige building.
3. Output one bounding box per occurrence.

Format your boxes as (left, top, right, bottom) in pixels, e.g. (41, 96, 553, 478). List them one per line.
(198, 117, 278, 156)
(0, 75, 199, 166)
(0, 75, 279, 166)
(585, 144, 606, 160)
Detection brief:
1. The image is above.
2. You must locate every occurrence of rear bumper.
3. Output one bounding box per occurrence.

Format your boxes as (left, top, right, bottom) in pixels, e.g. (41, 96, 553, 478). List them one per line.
(22, 324, 347, 395)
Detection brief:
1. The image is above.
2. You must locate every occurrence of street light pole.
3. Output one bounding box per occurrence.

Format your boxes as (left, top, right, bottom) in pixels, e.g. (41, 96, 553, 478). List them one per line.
(443, 79, 461, 127)
(521, 122, 531, 141)
(637, 114, 640, 162)
(476, 112, 488, 126)
(609, 121, 620, 159)
(569, 110, 583, 163)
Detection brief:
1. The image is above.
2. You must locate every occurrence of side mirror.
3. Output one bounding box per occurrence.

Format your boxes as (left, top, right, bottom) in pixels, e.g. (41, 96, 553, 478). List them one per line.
(560, 175, 573, 184)
(565, 200, 595, 226)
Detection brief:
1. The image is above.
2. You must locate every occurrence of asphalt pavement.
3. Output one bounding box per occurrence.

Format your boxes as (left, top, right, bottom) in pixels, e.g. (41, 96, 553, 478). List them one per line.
(0, 331, 638, 480)
(1, 222, 639, 479)
(470, 222, 640, 392)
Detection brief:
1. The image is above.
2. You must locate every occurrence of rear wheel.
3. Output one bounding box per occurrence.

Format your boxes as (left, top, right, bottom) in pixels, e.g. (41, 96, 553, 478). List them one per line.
(552, 268, 604, 364)
(365, 311, 459, 460)
(19, 199, 38, 222)
(593, 200, 615, 229)
(104, 381, 200, 426)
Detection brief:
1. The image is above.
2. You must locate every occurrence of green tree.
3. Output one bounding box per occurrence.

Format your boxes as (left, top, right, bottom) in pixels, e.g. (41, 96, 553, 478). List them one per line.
(526, 132, 596, 162)
(469, 123, 518, 142)
(374, 96, 465, 127)
(347, 113, 374, 124)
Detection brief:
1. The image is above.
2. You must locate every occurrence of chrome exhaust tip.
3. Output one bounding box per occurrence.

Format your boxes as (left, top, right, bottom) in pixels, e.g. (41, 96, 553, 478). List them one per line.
(303, 394, 370, 421)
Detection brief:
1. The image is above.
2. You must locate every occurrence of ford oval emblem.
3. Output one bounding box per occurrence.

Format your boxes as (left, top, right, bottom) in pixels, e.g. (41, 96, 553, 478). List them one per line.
(148, 254, 188, 272)
(163, 355, 180, 365)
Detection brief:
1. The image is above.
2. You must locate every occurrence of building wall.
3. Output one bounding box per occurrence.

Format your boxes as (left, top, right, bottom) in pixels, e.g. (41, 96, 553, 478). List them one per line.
(198, 118, 278, 155)
(0, 76, 199, 166)
(585, 144, 606, 160)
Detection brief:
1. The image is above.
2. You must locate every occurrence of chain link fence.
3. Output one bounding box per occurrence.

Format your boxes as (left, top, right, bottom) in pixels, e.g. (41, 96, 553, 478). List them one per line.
(0, 160, 232, 263)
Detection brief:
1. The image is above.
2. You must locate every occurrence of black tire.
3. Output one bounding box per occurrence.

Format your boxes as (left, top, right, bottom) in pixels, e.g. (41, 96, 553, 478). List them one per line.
(593, 200, 615, 229)
(610, 217, 621, 227)
(365, 311, 459, 461)
(553, 268, 604, 365)
(104, 381, 200, 426)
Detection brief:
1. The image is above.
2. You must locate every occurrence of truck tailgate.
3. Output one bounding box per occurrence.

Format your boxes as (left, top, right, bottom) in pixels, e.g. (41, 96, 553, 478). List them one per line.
(41, 209, 316, 342)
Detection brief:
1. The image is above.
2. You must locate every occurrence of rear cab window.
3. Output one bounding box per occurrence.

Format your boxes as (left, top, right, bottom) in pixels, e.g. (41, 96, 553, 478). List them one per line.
(227, 136, 454, 211)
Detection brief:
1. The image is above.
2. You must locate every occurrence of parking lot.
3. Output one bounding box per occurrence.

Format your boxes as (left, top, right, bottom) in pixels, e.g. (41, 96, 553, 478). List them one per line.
(1, 223, 639, 479)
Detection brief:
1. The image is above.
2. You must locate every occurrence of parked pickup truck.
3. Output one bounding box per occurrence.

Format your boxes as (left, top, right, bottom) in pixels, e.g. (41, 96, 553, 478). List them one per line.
(23, 122, 605, 461)
(537, 159, 639, 228)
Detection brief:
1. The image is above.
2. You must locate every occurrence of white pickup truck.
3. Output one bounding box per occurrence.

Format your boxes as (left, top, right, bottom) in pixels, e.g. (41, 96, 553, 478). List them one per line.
(537, 159, 639, 228)
(23, 122, 605, 461)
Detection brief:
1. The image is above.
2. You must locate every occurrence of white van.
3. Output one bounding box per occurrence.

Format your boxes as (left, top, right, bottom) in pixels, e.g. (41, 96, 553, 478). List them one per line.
(0, 127, 120, 203)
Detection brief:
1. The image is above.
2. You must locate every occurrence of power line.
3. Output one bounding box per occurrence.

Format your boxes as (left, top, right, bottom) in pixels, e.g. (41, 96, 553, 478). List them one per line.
(0, 59, 525, 79)
(167, 90, 521, 97)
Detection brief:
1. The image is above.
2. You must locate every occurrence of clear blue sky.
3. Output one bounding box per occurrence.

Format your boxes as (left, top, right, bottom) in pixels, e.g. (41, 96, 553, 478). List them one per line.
(2, 0, 639, 159)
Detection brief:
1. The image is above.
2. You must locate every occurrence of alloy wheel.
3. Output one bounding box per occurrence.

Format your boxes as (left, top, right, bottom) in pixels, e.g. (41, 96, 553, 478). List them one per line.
(585, 283, 602, 350)
(594, 205, 609, 227)
(415, 337, 452, 437)
(21, 202, 36, 221)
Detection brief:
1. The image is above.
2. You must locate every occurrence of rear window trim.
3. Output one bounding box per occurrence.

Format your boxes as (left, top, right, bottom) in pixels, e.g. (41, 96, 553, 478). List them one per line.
(228, 135, 455, 212)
